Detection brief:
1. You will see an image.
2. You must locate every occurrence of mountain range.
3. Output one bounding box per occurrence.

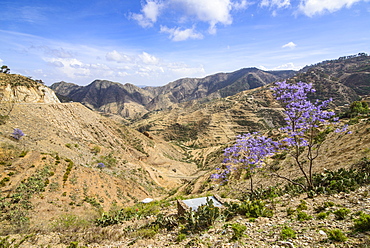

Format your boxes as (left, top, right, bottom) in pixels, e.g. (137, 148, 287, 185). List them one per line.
(50, 68, 296, 118)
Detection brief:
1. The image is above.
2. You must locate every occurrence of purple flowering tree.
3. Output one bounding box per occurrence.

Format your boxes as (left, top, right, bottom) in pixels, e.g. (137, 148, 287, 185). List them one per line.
(212, 132, 279, 196)
(271, 81, 346, 192)
(11, 128, 25, 140)
(213, 81, 348, 194)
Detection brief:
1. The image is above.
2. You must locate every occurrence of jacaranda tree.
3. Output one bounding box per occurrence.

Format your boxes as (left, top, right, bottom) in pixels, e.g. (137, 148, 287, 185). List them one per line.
(212, 81, 349, 194)
(271, 81, 348, 192)
(212, 132, 279, 197)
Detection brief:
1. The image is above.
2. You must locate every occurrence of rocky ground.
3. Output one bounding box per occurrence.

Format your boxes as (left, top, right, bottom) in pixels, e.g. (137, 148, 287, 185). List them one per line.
(2, 183, 369, 248)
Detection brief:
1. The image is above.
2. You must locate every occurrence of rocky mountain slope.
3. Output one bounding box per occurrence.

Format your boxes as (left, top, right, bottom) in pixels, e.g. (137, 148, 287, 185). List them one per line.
(0, 74, 201, 234)
(51, 68, 295, 118)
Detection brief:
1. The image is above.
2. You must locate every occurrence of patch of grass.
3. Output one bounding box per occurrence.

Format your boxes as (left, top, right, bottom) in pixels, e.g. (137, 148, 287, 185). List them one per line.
(96, 200, 163, 227)
(296, 200, 308, 211)
(325, 228, 348, 242)
(0, 235, 31, 248)
(18, 150, 28, 157)
(51, 214, 91, 231)
(280, 226, 296, 240)
(353, 212, 370, 232)
(296, 211, 312, 221)
(316, 211, 330, 220)
(176, 233, 187, 242)
(333, 208, 351, 220)
(230, 223, 247, 241)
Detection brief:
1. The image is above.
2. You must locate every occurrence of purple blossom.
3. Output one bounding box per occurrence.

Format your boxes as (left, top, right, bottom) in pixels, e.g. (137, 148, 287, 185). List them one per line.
(11, 128, 24, 140)
(271, 81, 337, 148)
(97, 162, 105, 169)
(212, 132, 279, 181)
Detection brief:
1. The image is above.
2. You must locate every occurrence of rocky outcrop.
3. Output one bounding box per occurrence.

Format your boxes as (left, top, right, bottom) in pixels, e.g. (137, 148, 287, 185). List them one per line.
(0, 73, 60, 104)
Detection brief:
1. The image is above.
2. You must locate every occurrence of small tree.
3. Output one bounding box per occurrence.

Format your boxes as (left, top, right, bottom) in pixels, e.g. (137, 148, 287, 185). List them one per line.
(0, 65, 10, 74)
(271, 81, 347, 192)
(213, 81, 348, 194)
(349, 101, 369, 116)
(212, 132, 279, 197)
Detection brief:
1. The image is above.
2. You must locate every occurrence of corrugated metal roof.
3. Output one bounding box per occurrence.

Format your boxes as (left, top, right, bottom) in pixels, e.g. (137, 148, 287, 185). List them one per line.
(182, 196, 223, 211)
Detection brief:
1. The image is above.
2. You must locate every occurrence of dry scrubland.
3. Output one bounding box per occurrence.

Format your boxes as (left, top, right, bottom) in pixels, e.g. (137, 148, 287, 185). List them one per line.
(1, 58, 370, 247)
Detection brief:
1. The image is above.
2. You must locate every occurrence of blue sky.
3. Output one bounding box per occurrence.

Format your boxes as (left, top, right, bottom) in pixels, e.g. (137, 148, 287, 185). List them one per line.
(0, 0, 369, 86)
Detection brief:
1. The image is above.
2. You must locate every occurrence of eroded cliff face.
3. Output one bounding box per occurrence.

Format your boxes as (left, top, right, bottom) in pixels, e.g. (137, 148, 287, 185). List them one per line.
(0, 73, 60, 104)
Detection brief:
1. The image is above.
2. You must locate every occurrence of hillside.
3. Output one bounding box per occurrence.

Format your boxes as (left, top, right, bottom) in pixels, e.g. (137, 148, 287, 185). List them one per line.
(0, 74, 201, 234)
(51, 68, 295, 118)
(1, 54, 370, 247)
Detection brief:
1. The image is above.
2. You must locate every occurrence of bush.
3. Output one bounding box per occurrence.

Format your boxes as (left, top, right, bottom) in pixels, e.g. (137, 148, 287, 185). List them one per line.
(96, 201, 162, 227)
(179, 198, 222, 233)
(224, 200, 273, 220)
(316, 212, 330, 220)
(176, 233, 187, 242)
(296, 211, 312, 221)
(333, 208, 351, 220)
(280, 226, 296, 240)
(326, 229, 347, 242)
(353, 213, 370, 232)
(230, 223, 247, 241)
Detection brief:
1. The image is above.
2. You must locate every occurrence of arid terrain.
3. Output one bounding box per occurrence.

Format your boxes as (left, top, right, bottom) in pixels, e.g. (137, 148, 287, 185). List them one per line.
(1, 54, 370, 247)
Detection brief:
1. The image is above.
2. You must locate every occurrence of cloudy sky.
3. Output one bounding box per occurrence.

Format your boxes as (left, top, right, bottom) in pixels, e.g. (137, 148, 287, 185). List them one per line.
(0, 0, 369, 86)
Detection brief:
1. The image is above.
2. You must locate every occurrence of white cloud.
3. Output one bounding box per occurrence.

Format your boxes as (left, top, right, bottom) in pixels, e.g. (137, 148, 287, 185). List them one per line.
(138, 52, 160, 64)
(282, 41, 297, 49)
(260, 0, 290, 9)
(130, 0, 163, 28)
(298, 0, 368, 16)
(160, 26, 204, 41)
(232, 0, 250, 10)
(273, 62, 298, 70)
(105, 50, 131, 62)
(0, 58, 3, 65)
(171, 0, 233, 34)
(131, 0, 248, 38)
(44, 58, 91, 78)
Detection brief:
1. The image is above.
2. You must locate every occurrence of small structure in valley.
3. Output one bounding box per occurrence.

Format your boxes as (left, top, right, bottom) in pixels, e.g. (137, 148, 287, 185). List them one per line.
(177, 195, 224, 216)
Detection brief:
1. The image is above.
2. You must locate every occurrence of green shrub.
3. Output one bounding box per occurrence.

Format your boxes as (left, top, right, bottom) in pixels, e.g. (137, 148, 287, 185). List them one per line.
(314, 201, 335, 212)
(96, 201, 162, 227)
(176, 233, 187, 242)
(296, 211, 312, 221)
(326, 229, 347, 242)
(280, 226, 296, 240)
(316, 212, 330, 220)
(224, 200, 273, 220)
(353, 213, 370, 232)
(51, 214, 90, 231)
(296, 200, 308, 211)
(0, 177, 10, 187)
(19, 150, 28, 157)
(333, 208, 351, 220)
(154, 213, 177, 230)
(65, 143, 72, 149)
(179, 198, 222, 233)
(230, 223, 247, 241)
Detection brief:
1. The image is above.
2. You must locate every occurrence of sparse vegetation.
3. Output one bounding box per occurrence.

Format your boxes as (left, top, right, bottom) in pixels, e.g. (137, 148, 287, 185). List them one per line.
(280, 226, 296, 240)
